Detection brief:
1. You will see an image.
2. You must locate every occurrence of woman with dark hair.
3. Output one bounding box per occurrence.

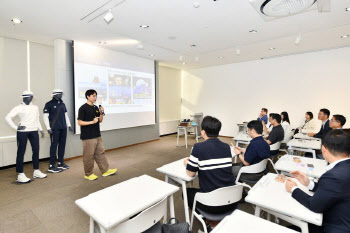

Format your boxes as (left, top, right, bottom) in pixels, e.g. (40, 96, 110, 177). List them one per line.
(299, 111, 317, 133)
(281, 112, 291, 141)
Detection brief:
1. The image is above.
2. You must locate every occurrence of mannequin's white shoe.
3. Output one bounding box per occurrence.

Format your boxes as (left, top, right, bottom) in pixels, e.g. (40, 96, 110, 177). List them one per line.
(16, 173, 31, 183)
(33, 170, 47, 179)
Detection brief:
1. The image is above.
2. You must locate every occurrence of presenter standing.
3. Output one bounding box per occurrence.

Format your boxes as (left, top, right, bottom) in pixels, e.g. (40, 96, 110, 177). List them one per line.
(77, 89, 117, 181)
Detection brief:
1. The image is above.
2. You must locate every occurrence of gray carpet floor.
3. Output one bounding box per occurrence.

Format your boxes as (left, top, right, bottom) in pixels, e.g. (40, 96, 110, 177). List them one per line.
(0, 135, 258, 233)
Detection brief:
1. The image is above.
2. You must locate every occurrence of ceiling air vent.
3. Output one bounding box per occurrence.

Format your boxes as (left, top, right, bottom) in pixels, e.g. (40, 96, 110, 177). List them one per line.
(249, 0, 318, 21)
(261, 0, 316, 17)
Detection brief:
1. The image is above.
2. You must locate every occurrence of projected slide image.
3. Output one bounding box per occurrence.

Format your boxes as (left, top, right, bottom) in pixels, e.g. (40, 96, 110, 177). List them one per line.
(133, 77, 152, 99)
(108, 74, 132, 104)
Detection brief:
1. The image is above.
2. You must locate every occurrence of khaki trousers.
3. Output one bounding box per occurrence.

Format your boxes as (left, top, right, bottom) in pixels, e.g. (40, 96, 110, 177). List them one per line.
(82, 137, 109, 176)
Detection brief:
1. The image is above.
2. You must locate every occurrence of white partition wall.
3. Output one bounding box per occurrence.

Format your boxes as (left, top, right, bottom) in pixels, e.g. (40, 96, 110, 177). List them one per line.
(182, 47, 350, 136)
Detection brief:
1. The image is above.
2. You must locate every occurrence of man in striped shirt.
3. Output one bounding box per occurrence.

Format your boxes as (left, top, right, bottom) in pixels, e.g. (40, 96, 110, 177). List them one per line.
(184, 116, 236, 230)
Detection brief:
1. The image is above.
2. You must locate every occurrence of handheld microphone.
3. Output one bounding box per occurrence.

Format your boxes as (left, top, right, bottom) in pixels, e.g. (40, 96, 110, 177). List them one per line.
(99, 105, 105, 116)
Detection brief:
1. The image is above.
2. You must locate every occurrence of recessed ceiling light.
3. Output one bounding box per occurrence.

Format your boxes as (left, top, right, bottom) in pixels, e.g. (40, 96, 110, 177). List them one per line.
(11, 18, 22, 24)
(140, 25, 149, 29)
(190, 44, 196, 47)
(249, 30, 257, 33)
(346, 7, 350, 11)
(219, 56, 224, 59)
(182, 62, 186, 65)
(149, 54, 154, 57)
(195, 57, 199, 62)
(269, 47, 275, 50)
(341, 35, 349, 38)
(98, 41, 107, 45)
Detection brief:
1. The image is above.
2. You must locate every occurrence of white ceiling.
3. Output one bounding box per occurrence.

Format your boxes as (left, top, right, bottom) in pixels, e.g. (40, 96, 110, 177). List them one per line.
(1, 0, 350, 70)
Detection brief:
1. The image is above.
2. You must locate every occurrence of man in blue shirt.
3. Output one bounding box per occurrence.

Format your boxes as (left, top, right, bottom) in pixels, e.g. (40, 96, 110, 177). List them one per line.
(184, 116, 236, 230)
(257, 108, 268, 124)
(233, 120, 270, 182)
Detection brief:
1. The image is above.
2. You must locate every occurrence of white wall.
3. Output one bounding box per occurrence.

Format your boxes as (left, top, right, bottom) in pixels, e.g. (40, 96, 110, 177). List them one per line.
(159, 66, 182, 122)
(182, 47, 350, 137)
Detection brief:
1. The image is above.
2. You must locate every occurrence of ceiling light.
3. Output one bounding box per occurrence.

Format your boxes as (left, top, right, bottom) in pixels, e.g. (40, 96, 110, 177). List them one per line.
(341, 35, 349, 38)
(269, 47, 275, 50)
(249, 30, 257, 33)
(149, 54, 154, 57)
(190, 44, 196, 47)
(140, 25, 149, 29)
(236, 48, 240, 55)
(346, 7, 350, 11)
(104, 9, 114, 24)
(182, 62, 186, 65)
(219, 56, 224, 59)
(98, 41, 107, 45)
(11, 18, 22, 24)
(179, 56, 183, 61)
(195, 57, 199, 62)
(295, 33, 302, 45)
(137, 43, 144, 49)
(193, 1, 200, 8)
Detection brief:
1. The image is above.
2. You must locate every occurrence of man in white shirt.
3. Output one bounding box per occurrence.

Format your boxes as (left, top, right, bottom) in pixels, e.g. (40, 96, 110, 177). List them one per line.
(5, 91, 47, 183)
(285, 129, 350, 233)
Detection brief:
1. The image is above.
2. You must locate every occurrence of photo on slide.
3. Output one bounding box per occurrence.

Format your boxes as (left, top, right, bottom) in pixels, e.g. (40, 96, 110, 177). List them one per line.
(108, 74, 132, 104)
(132, 77, 152, 100)
(77, 75, 107, 106)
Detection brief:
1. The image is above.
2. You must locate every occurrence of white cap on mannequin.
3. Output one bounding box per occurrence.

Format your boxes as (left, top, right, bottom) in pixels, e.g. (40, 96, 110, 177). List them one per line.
(52, 89, 63, 96)
(21, 90, 33, 97)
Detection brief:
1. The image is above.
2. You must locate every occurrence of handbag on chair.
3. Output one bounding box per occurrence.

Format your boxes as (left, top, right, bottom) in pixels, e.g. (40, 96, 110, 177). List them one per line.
(161, 218, 193, 233)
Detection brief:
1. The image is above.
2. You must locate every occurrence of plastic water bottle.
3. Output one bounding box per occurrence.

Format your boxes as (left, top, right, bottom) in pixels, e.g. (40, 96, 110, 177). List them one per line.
(288, 146, 293, 155)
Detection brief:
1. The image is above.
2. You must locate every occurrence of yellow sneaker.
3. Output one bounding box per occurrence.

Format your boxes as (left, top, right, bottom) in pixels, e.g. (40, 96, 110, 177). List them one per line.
(102, 168, 117, 177)
(84, 174, 98, 181)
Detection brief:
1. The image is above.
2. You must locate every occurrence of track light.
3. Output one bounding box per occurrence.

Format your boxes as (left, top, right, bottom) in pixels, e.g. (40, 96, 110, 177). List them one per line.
(295, 33, 302, 45)
(104, 9, 114, 24)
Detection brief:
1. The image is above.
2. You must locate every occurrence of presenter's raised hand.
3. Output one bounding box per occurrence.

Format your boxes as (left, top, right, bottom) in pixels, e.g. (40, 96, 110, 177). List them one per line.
(48, 129, 53, 134)
(92, 117, 99, 124)
(290, 170, 310, 186)
(40, 131, 45, 138)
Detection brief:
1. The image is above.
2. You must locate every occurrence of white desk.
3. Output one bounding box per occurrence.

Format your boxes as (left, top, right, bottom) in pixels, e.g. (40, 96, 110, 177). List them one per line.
(75, 175, 179, 233)
(245, 173, 323, 233)
(177, 125, 199, 149)
(156, 158, 197, 224)
(287, 139, 322, 159)
(275, 155, 327, 179)
(233, 133, 251, 146)
(294, 133, 321, 141)
(211, 210, 298, 233)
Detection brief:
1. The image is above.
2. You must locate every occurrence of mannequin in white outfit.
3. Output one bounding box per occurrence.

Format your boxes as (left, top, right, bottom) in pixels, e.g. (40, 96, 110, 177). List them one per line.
(5, 91, 47, 183)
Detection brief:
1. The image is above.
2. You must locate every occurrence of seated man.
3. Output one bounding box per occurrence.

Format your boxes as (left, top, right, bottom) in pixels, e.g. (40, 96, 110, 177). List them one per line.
(264, 113, 284, 156)
(257, 108, 268, 124)
(286, 129, 350, 233)
(308, 108, 331, 139)
(232, 120, 271, 182)
(184, 116, 236, 230)
(329, 114, 346, 130)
